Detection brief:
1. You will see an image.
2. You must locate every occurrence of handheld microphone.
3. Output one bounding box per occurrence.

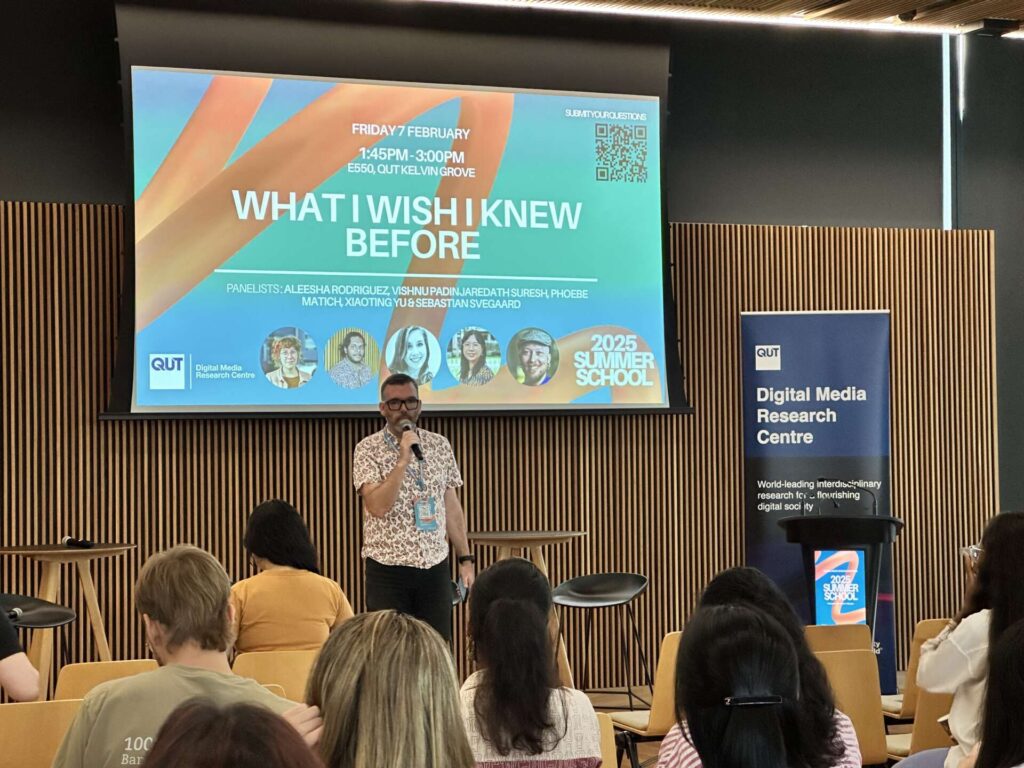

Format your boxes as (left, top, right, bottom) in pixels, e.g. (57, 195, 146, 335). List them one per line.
(62, 536, 95, 549)
(399, 420, 424, 462)
(817, 477, 878, 516)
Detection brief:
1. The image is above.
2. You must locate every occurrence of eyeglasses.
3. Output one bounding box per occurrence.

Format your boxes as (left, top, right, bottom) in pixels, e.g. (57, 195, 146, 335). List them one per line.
(960, 544, 983, 562)
(383, 397, 421, 411)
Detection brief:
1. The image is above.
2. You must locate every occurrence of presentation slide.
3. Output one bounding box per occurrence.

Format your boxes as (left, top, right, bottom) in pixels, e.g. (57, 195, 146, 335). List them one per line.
(131, 66, 668, 412)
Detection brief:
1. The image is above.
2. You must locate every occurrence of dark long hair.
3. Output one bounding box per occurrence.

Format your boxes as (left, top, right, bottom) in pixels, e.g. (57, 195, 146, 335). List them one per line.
(696, 567, 846, 768)
(677, 604, 801, 768)
(145, 701, 324, 768)
(244, 499, 320, 574)
(459, 329, 490, 382)
(976, 618, 1024, 768)
(963, 511, 1024, 647)
(468, 558, 564, 755)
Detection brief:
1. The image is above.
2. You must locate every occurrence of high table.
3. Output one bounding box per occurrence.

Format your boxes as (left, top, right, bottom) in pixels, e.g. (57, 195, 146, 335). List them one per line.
(467, 530, 586, 688)
(0, 543, 135, 699)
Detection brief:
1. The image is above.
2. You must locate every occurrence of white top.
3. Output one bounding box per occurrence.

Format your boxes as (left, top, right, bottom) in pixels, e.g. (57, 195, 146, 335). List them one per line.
(916, 609, 990, 768)
(460, 670, 601, 767)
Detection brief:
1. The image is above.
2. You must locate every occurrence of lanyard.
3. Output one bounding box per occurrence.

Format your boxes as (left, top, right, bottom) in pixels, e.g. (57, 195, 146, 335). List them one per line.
(384, 430, 426, 492)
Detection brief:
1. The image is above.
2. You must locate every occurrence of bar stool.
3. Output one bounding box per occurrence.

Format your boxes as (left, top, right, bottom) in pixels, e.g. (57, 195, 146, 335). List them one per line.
(2, 594, 77, 631)
(552, 572, 652, 709)
(1, 594, 78, 686)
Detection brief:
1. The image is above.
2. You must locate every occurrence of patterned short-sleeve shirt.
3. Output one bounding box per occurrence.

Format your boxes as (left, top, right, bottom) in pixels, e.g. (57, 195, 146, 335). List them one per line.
(352, 427, 463, 569)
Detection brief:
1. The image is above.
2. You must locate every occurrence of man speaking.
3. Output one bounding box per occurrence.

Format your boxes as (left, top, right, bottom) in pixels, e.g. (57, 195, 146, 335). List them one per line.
(352, 373, 475, 642)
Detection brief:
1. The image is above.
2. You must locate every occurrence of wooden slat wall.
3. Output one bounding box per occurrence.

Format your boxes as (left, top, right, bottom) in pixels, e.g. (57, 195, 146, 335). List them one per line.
(1, 203, 998, 694)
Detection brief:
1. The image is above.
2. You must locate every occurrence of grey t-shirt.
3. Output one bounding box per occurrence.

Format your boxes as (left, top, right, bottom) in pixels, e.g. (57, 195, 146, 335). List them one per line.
(52, 663, 294, 768)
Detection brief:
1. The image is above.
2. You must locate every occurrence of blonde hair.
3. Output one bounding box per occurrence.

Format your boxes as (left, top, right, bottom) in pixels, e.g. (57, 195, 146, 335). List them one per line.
(306, 611, 474, 768)
(135, 545, 233, 652)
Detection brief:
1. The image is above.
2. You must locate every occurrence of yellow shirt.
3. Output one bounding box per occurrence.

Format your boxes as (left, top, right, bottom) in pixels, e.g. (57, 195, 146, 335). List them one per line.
(231, 567, 353, 653)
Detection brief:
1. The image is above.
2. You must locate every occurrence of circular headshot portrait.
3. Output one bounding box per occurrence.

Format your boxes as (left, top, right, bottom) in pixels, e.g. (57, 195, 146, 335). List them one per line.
(507, 327, 559, 387)
(324, 328, 380, 389)
(261, 327, 318, 390)
(446, 327, 501, 386)
(385, 326, 442, 386)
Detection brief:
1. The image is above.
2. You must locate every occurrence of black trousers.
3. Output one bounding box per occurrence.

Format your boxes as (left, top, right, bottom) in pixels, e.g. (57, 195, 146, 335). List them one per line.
(365, 557, 452, 644)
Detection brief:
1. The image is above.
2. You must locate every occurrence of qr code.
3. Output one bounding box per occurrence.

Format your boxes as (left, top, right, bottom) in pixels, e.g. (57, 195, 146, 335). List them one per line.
(595, 123, 649, 183)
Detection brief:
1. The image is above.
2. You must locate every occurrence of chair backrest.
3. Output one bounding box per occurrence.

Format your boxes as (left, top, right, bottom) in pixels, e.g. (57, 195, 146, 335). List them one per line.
(596, 712, 618, 768)
(53, 659, 159, 700)
(0, 698, 83, 768)
(898, 619, 951, 719)
(908, 689, 955, 755)
(646, 631, 682, 736)
(805, 624, 873, 654)
(815, 649, 888, 765)
(232, 650, 318, 701)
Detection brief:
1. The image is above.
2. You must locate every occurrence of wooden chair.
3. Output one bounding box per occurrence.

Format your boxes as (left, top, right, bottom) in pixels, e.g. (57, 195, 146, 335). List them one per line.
(882, 618, 950, 722)
(886, 689, 955, 761)
(610, 631, 681, 768)
(0, 698, 82, 767)
(53, 659, 158, 700)
(815, 649, 888, 765)
(232, 649, 318, 701)
(597, 712, 619, 768)
(805, 624, 872, 654)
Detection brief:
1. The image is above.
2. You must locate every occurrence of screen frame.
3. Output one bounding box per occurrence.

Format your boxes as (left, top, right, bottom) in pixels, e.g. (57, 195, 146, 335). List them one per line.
(107, 7, 691, 418)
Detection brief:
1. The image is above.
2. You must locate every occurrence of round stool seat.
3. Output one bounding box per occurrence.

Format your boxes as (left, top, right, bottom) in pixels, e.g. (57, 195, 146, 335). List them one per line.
(552, 573, 648, 609)
(0, 593, 77, 629)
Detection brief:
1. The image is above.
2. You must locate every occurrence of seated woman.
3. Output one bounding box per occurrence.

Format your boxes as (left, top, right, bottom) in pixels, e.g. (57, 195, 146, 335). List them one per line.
(958, 618, 1024, 768)
(461, 558, 601, 768)
(231, 500, 353, 653)
(659, 567, 860, 768)
(306, 610, 475, 768)
(145, 700, 323, 768)
(676, 603, 802, 768)
(903, 511, 1024, 768)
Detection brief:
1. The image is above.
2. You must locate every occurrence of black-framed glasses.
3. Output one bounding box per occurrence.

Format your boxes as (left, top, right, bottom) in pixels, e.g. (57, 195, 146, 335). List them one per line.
(384, 397, 421, 411)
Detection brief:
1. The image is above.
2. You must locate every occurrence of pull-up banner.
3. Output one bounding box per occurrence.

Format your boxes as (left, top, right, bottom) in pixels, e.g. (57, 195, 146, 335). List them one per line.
(741, 311, 896, 692)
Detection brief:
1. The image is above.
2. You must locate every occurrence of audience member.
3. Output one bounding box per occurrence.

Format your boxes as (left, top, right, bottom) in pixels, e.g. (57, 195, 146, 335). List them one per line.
(53, 545, 320, 768)
(145, 700, 324, 768)
(232, 500, 353, 653)
(0, 609, 39, 701)
(306, 610, 474, 768)
(957, 618, 1024, 768)
(461, 558, 601, 767)
(659, 566, 860, 768)
(675, 603, 802, 768)
(903, 511, 1024, 768)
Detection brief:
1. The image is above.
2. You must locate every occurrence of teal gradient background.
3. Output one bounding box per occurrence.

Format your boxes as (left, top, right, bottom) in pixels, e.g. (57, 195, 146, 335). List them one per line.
(133, 67, 667, 410)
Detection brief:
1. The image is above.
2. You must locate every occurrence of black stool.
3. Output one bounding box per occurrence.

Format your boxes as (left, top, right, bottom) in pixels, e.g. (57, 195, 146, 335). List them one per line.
(552, 573, 653, 710)
(1, 594, 78, 630)
(1, 593, 78, 682)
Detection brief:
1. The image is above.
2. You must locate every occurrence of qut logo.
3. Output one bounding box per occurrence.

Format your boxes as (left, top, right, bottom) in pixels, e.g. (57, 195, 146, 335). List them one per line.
(149, 354, 186, 390)
(754, 345, 781, 371)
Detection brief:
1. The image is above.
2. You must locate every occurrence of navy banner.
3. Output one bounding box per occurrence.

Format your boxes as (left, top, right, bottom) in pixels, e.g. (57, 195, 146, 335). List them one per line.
(741, 311, 896, 692)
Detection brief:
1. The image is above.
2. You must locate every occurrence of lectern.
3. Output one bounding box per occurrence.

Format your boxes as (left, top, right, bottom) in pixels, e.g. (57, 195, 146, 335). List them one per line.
(778, 514, 903, 635)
